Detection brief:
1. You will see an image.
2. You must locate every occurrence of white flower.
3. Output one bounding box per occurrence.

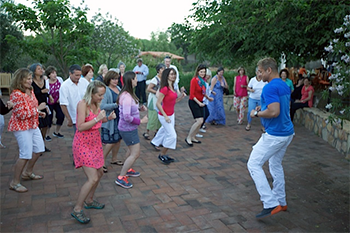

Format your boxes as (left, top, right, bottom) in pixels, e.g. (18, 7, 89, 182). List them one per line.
(334, 27, 344, 33)
(325, 119, 329, 124)
(346, 42, 350, 47)
(333, 39, 339, 43)
(332, 62, 338, 66)
(345, 32, 350, 38)
(336, 85, 344, 91)
(324, 44, 334, 52)
(325, 103, 332, 109)
(338, 91, 343, 96)
(341, 54, 350, 63)
(329, 86, 334, 91)
(340, 109, 345, 114)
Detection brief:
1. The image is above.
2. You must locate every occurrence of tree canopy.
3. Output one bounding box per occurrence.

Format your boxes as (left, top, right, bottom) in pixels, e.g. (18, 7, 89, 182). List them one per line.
(187, 0, 350, 66)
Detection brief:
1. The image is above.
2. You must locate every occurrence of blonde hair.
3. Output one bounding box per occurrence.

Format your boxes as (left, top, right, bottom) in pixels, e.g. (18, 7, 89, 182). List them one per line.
(98, 64, 108, 75)
(10, 68, 33, 93)
(83, 80, 106, 106)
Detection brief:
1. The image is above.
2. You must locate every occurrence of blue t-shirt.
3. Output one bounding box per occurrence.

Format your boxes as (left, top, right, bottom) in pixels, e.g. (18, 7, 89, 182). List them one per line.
(261, 78, 294, 136)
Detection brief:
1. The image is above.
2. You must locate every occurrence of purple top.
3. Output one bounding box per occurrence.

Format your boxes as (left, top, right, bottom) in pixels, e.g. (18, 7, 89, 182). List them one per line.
(118, 92, 140, 131)
(48, 80, 61, 104)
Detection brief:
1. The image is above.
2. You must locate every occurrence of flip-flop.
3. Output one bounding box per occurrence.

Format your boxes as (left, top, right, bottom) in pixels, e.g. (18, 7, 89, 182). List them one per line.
(21, 173, 44, 180)
(245, 125, 251, 131)
(111, 160, 124, 166)
(192, 140, 201, 144)
(9, 183, 28, 193)
(103, 166, 108, 173)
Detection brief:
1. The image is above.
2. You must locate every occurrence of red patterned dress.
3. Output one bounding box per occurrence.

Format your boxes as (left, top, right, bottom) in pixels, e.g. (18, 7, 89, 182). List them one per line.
(72, 107, 103, 169)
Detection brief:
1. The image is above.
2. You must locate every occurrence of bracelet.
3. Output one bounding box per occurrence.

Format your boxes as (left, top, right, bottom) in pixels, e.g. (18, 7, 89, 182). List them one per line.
(94, 117, 98, 123)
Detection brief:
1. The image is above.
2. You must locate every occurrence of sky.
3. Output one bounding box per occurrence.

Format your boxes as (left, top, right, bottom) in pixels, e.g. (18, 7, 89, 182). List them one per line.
(15, 0, 196, 40)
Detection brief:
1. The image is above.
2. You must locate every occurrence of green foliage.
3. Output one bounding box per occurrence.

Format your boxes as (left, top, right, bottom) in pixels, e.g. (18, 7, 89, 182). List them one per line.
(137, 31, 179, 55)
(0, 0, 24, 72)
(3, 0, 95, 77)
(188, 0, 350, 66)
(322, 14, 350, 125)
(167, 22, 193, 62)
(90, 12, 138, 69)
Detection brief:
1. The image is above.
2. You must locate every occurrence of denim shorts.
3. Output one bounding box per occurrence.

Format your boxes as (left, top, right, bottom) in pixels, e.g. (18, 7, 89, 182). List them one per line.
(120, 129, 140, 146)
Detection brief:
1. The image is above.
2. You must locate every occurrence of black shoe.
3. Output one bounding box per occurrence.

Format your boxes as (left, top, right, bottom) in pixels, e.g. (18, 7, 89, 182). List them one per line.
(53, 132, 64, 138)
(256, 205, 282, 219)
(158, 155, 171, 164)
(192, 140, 201, 144)
(164, 155, 175, 162)
(45, 147, 51, 152)
(185, 138, 193, 147)
(45, 136, 52, 141)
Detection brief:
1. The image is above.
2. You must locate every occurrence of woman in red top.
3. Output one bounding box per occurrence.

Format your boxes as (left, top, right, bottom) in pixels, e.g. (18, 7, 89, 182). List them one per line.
(186, 64, 211, 146)
(151, 68, 185, 164)
(290, 77, 314, 122)
(8, 68, 47, 193)
(233, 66, 249, 124)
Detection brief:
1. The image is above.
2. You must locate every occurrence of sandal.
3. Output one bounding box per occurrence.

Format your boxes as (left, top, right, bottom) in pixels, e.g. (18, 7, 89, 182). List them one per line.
(103, 166, 108, 173)
(245, 125, 251, 131)
(71, 210, 90, 224)
(143, 133, 150, 140)
(111, 160, 124, 166)
(9, 183, 28, 193)
(84, 200, 105, 209)
(150, 142, 161, 151)
(21, 173, 44, 180)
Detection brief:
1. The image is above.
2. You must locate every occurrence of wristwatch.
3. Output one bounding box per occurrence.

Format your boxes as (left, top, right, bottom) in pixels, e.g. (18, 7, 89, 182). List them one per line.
(254, 110, 259, 117)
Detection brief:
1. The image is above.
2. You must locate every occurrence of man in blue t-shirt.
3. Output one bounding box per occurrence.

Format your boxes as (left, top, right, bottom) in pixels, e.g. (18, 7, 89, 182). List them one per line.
(247, 57, 294, 219)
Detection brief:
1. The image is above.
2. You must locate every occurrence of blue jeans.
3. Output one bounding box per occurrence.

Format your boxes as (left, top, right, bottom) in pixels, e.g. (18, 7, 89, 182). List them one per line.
(247, 98, 262, 124)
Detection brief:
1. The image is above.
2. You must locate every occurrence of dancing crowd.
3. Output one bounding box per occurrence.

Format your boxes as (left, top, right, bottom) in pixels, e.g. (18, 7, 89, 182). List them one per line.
(0, 56, 317, 223)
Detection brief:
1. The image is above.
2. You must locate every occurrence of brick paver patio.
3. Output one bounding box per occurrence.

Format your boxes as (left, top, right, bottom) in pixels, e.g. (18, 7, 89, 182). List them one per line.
(0, 96, 349, 232)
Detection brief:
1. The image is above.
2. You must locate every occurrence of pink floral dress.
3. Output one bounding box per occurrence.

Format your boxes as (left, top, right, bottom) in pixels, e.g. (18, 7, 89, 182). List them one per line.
(73, 107, 103, 169)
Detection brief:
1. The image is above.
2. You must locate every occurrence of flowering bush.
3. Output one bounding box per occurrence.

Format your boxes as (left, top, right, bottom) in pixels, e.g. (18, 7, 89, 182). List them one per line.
(323, 15, 350, 126)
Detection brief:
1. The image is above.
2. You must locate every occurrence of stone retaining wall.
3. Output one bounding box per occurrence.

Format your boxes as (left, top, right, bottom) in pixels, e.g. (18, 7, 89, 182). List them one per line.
(223, 95, 350, 159)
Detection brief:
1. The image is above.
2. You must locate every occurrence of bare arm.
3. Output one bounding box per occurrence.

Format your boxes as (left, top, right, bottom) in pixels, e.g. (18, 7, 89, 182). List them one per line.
(147, 83, 157, 94)
(251, 102, 280, 119)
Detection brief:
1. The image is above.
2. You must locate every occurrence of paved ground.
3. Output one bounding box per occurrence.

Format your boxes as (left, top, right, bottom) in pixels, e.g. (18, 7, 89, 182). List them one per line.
(0, 96, 349, 233)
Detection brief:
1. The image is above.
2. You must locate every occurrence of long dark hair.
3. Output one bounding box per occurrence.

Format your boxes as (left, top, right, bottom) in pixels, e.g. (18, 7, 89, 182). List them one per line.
(194, 64, 207, 77)
(160, 68, 176, 90)
(117, 71, 138, 104)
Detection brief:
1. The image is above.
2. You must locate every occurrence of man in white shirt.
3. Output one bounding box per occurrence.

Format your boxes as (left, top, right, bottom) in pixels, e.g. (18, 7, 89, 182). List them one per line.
(60, 64, 89, 133)
(164, 56, 180, 91)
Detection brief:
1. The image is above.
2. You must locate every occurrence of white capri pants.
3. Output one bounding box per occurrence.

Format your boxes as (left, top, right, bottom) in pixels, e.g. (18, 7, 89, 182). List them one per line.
(151, 114, 176, 150)
(247, 132, 294, 209)
(13, 128, 45, 159)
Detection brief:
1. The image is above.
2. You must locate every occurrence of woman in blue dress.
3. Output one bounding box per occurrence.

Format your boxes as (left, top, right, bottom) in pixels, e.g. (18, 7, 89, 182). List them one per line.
(206, 67, 228, 125)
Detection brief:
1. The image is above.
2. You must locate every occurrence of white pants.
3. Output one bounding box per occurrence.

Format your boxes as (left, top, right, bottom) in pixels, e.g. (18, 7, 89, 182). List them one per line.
(13, 128, 45, 159)
(151, 114, 176, 150)
(247, 133, 294, 208)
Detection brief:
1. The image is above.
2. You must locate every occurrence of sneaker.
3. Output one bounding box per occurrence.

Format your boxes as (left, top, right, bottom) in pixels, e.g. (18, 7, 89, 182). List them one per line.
(196, 134, 203, 138)
(53, 132, 64, 138)
(158, 155, 171, 164)
(126, 168, 140, 177)
(199, 128, 206, 133)
(202, 124, 206, 129)
(45, 147, 51, 152)
(115, 176, 133, 189)
(256, 205, 282, 219)
(164, 155, 175, 162)
(281, 205, 287, 211)
(45, 136, 52, 141)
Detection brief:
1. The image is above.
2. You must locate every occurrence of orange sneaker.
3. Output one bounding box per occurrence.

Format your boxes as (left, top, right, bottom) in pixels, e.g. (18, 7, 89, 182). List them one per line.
(256, 205, 282, 219)
(281, 205, 288, 211)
